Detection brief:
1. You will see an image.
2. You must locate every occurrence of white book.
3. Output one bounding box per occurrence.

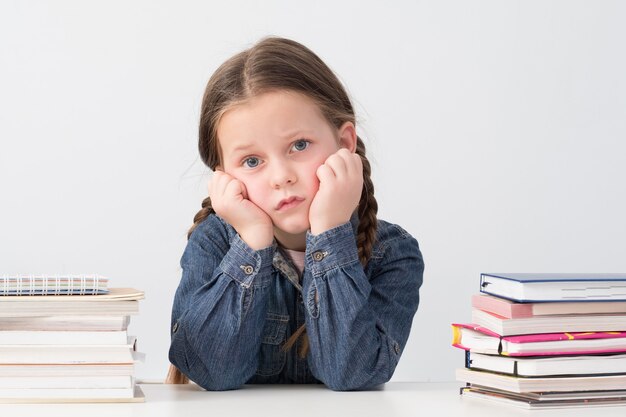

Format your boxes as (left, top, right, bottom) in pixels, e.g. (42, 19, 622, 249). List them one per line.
(457, 367, 626, 393)
(467, 352, 626, 377)
(0, 387, 135, 399)
(0, 337, 137, 364)
(0, 363, 134, 377)
(0, 330, 128, 345)
(0, 274, 108, 295)
(0, 375, 132, 389)
(0, 315, 130, 331)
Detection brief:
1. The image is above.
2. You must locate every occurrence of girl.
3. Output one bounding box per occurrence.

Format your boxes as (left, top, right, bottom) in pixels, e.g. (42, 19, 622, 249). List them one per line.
(167, 37, 424, 391)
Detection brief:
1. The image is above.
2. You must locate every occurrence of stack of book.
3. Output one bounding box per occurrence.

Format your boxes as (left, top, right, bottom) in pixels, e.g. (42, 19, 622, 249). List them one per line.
(0, 275, 145, 403)
(452, 272, 626, 409)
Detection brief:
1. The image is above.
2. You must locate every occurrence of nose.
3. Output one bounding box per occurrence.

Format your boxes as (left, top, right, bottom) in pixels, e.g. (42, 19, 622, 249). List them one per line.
(270, 162, 297, 189)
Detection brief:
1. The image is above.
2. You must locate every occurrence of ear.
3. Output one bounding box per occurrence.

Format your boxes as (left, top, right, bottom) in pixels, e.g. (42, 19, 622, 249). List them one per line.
(337, 121, 357, 153)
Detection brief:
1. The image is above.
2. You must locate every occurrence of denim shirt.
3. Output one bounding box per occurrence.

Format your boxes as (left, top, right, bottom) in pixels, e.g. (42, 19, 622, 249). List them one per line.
(169, 214, 424, 391)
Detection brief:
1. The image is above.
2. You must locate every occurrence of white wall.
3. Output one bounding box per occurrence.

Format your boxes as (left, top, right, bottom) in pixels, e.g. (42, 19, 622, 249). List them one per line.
(1, 1, 625, 382)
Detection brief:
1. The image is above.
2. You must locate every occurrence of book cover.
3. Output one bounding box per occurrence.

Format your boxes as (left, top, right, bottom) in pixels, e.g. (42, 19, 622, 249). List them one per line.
(471, 308, 626, 336)
(479, 273, 626, 302)
(452, 323, 626, 356)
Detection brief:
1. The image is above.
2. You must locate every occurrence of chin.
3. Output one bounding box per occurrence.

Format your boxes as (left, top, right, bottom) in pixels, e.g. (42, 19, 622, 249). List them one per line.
(275, 218, 310, 235)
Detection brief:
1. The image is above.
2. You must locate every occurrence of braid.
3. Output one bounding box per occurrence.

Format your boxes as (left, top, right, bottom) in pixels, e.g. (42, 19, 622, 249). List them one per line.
(355, 136, 378, 266)
(187, 196, 216, 239)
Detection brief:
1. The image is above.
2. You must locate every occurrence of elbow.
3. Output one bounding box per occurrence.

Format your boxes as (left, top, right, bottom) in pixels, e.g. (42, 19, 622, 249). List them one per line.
(315, 359, 392, 392)
(168, 343, 249, 391)
(323, 370, 390, 392)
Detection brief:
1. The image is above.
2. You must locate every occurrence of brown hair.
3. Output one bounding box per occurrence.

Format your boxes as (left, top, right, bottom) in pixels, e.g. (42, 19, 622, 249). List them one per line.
(166, 37, 378, 384)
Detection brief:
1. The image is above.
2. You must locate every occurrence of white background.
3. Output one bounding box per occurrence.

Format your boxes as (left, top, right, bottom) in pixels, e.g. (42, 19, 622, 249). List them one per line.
(1, 1, 625, 382)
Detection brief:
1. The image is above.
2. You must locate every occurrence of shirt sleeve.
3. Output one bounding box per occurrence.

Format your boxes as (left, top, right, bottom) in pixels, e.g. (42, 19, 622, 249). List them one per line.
(168, 216, 276, 391)
(302, 221, 424, 391)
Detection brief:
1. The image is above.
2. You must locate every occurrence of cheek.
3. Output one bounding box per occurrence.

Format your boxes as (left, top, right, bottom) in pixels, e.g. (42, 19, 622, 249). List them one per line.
(238, 177, 267, 205)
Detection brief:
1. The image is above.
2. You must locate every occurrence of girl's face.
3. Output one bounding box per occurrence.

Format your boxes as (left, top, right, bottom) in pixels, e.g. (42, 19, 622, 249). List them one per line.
(217, 90, 355, 249)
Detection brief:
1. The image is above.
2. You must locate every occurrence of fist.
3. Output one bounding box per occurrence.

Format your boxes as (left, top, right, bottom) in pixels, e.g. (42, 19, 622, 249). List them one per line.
(309, 148, 363, 235)
(208, 170, 274, 250)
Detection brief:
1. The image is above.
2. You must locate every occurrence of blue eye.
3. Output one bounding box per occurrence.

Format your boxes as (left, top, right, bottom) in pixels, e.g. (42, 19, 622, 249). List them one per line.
(292, 139, 310, 152)
(243, 157, 260, 168)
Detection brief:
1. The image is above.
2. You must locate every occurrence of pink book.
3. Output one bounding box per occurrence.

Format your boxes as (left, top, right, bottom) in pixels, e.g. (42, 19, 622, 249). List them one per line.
(472, 293, 626, 319)
(452, 323, 626, 356)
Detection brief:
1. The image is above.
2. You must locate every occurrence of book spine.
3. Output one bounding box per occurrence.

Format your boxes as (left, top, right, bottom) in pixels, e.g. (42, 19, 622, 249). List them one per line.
(0, 275, 108, 296)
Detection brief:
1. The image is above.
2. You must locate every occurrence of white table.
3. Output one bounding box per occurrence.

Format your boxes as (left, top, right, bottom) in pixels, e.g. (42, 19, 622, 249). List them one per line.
(2, 382, 626, 416)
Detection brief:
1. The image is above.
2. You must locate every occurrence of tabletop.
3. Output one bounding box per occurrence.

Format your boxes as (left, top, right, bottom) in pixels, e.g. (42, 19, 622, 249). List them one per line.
(2, 382, 626, 416)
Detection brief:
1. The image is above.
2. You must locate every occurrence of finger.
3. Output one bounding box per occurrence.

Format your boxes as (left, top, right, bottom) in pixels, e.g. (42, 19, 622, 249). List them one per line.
(316, 164, 335, 185)
(346, 153, 363, 176)
(324, 153, 348, 179)
(224, 178, 245, 200)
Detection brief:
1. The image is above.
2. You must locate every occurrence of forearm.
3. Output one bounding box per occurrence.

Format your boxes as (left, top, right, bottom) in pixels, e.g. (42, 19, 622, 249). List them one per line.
(303, 222, 422, 391)
(169, 235, 276, 390)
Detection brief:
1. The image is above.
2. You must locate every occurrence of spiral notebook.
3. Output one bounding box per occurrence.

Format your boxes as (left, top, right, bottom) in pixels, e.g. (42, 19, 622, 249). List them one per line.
(1, 275, 109, 296)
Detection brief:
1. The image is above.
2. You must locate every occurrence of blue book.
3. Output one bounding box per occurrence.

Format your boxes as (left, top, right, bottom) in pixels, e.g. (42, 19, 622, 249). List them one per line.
(480, 273, 626, 303)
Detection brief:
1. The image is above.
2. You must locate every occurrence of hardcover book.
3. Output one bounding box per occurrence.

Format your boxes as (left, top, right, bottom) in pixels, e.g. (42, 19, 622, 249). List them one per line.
(456, 367, 626, 393)
(472, 293, 626, 319)
(452, 323, 626, 356)
(471, 308, 626, 336)
(465, 351, 626, 377)
(479, 273, 626, 302)
(460, 385, 626, 409)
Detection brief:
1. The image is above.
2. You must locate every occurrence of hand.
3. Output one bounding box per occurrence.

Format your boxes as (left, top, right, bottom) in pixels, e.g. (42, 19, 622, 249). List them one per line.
(309, 148, 363, 235)
(208, 170, 274, 250)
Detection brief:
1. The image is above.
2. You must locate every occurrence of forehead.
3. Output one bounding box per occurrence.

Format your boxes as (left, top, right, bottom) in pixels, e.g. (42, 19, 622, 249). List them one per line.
(217, 90, 332, 153)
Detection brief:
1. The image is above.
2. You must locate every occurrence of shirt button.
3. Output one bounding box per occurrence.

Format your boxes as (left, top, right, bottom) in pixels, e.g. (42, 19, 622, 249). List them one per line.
(297, 293, 303, 304)
(312, 251, 326, 262)
(241, 265, 254, 275)
(172, 322, 179, 333)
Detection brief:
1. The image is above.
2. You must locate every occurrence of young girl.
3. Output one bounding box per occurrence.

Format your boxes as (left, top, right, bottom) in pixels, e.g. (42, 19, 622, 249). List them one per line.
(167, 37, 424, 391)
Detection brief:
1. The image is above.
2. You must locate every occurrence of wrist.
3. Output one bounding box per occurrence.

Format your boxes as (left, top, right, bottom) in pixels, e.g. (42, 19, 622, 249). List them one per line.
(238, 228, 274, 251)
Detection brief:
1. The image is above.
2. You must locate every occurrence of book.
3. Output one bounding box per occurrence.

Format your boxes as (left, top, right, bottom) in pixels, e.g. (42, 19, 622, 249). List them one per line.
(472, 293, 626, 319)
(466, 351, 626, 377)
(456, 367, 626, 393)
(452, 323, 626, 356)
(0, 385, 145, 403)
(0, 375, 132, 389)
(0, 288, 143, 317)
(0, 275, 109, 295)
(479, 273, 626, 302)
(0, 363, 134, 377)
(0, 330, 129, 345)
(471, 308, 626, 336)
(460, 385, 626, 409)
(0, 315, 131, 331)
(0, 336, 137, 364)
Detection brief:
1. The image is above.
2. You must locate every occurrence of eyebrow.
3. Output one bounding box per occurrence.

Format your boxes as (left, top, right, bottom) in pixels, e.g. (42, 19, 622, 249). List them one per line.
(231, 143, 256, 154)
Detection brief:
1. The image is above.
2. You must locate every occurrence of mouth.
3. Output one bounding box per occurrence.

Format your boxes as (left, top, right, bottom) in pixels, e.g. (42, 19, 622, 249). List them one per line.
(276, 196, 305, 211)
